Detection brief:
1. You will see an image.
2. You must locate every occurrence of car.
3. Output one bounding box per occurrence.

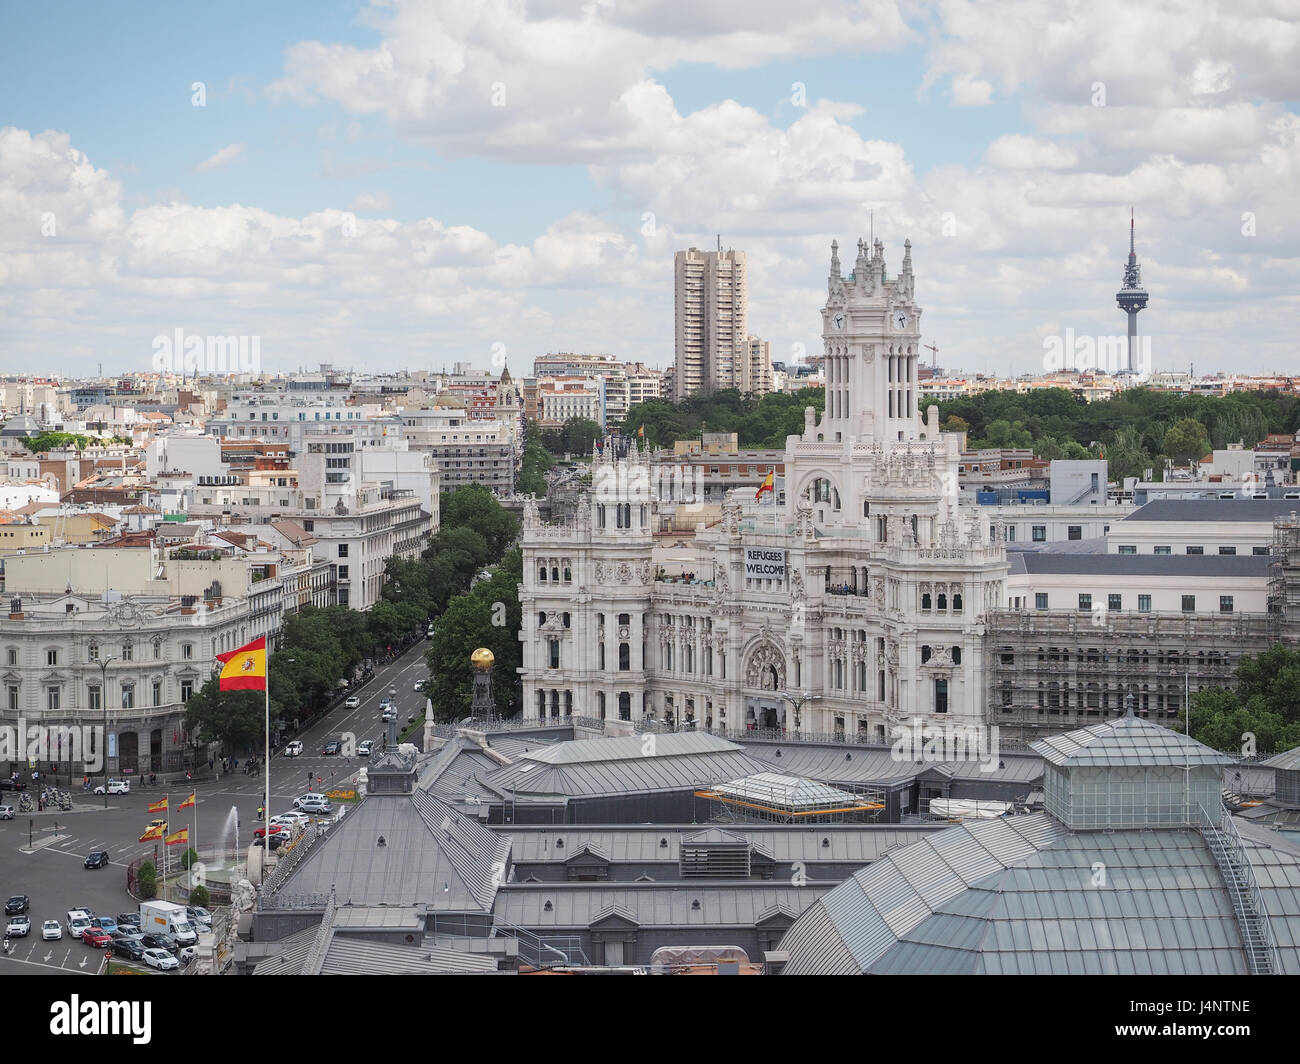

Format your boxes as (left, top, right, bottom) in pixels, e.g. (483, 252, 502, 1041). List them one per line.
(269, 812, 307, 829)
(41, 920, 61, 941)
(253, 825, 290, 840)
(0, 779, 26, 792)
(66, 909, 92, 935)
(284, 740, 303, 758)
(357, 740, 374, 756)
(251, 833, 285, 850)
(145, 818, 167, 834)
(68, 917, 91, 939)
(322, 740, 341, 756)
(344, 696, 361, 709)
(184, 906, 212, 929)
(93, 778, 130, 795)
(293, 794, 332, 814)
(80, 927, 111, 948)
(84, 851, 109, 869)
(381, 708, 397, 722)
(0, 805, 13, 820)
(414, 682, 423, 692)
(91, 916, 118, 935)
(140, 932, 178, 953)
(116, 913, 141, 929)
(5, 896, 28, 915)
(109, 938, 145, 961)
(6, 915, 30, 937)
(141, 947, 179, 971)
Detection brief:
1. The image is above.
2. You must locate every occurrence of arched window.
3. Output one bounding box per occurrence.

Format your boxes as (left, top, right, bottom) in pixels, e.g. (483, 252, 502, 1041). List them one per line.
(952, 593, 963, 612)
(937, 593, 947, 611)
(563, 566, 571, 582)
(921, 593, 932, 611)
(551, 567, 559, 582)
(539, 567, 548, 582)
(920, 645, 932, 664)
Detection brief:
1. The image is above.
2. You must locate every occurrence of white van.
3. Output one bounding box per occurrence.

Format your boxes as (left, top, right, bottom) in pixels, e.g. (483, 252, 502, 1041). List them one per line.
(93, 778, 130, 795)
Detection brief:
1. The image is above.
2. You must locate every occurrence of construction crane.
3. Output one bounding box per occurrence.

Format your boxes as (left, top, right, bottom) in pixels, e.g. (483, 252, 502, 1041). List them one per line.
(923, 343, 939, 370)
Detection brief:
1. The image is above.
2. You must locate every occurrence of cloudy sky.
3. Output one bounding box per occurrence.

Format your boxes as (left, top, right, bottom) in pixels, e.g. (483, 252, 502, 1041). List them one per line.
(1, 0, 1297, 380)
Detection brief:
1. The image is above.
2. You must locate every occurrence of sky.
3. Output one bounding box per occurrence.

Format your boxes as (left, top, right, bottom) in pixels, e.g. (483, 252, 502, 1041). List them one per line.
(0, 0, 1297, 381)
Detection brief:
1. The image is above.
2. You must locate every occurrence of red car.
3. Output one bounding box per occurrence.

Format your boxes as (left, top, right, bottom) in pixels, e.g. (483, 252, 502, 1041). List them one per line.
(81, 927, 111, 947)
(253, 826, 290, 840)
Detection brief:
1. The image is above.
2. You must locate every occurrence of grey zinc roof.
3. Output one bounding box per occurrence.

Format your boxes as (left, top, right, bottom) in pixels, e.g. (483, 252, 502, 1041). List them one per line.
(318, 937, 499, 975)
(1009, 551, 1270, 578)
(494, 884, 826, 929)
(483, 734, 773, 799)
(744, 742, 1044, 787)
(1122, 499, 1300, 523)
(1030, 714, 1233, 768)
(1263, 745, 1300, 772)
(277, 791, 510, 912)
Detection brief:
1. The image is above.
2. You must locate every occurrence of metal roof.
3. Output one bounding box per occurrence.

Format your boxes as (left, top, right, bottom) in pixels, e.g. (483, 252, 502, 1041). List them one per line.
(1009, 552, 1269, 577)
(710, 773, 868, 811)
(1263, 746, 1300, 772)
(494, 884, 825, 929)
(317, 937, 499, 975)
(780, 812, 1300, 975)
(744, 742, 1044, 787)
(1122, 499, 1300, 523)
(275, 790, 510, 912)
(1030, 714, 1233, 768)
(519, 731, 742, 765)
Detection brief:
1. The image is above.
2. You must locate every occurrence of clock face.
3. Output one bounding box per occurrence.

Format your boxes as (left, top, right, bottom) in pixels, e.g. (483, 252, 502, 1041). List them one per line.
(893, 310, 909, 330)
(831, 313, 845, 331)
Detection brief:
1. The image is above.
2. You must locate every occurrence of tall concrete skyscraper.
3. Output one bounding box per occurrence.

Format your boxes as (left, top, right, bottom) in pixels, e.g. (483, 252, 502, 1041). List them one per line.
(673, 245, 747, 399)
(1115, 209, 1149, 373)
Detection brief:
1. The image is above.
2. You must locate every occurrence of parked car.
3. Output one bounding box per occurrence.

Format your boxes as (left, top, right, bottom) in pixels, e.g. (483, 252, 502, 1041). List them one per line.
(184, 906, 212, 929)
(344, 696, 361, 709)
(6, 915, 30, 937)
(91, 916, 118, 935)
(0, 805, 13, 820)
(110, 937, 145, 961)
(84, 851, 109, 869)
(253, 825, 290, 840)
(5, 896, 28, 915)
(357, 740, 374, 757)
(284, 740, 303, 758)
(66, 909, 92, 936)
(80, 927, 111, 948)
(93, 779, 130, 795)
(0, 779, 26, 792)
(322, 740, 341, 756)
(251, 833, 285, 850)
(293, 794, 332, 814)
(41, 920, 62, 941)
(140, 932, 179, 953)
(269, 812, 307, 830)
(141, 947, 179, 971)
(116, 913, 141, 929)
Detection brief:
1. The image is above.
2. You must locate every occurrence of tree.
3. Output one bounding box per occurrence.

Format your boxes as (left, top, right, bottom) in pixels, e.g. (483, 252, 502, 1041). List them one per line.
(1177, 644, 1300, 754)
(1162, 417, 1211, 464)
(189, 885, 211, 909)
(439, 483, 519, 556)
(183, 679, 271, 753)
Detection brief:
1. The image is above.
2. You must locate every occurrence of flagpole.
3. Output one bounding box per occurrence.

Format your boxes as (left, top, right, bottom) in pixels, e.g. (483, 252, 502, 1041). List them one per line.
(263, 664, 270, 886)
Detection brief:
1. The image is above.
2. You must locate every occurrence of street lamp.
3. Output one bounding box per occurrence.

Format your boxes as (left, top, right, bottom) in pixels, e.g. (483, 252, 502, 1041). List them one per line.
(777, 690, 816, 735)
(95, 655, 117, 808)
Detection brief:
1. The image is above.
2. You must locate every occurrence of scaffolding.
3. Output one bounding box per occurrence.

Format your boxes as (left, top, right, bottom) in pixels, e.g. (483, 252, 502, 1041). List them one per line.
(695, 773, 885, 824)
(984, 608, 1279, 740)
(1269, 515, 1300, 645)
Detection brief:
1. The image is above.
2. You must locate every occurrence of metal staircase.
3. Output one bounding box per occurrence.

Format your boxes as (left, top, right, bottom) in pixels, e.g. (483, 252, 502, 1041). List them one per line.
(1200, 806, 1281, 975)
(494, 923, 590, 969)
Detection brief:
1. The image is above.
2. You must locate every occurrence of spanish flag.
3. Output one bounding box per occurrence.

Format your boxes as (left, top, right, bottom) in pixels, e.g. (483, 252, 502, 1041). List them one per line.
(164, 827, 189, 847)
(139, 824, 165, 843)
(637, 424, 644, 438)
(177, 792, 196, 811)
(755, 470, 775, 500)
(217, 636, 267, 692)
(147, 796, 168, 813)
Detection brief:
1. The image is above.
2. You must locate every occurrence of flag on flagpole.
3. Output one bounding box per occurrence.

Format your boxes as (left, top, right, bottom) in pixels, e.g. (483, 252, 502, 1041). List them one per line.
(164, 827, 189, 847)
(216, 636, 267, 692)
(139, 824, 165, 843)
(177, 792, 196, 811)
(755, 470, 775, 501)
(147, 797, 168, 813)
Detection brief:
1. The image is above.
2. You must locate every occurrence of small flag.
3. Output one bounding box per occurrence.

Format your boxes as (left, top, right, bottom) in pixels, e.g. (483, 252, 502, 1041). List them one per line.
(177, 792, 196, 811)
(216, 636, 267, 692)
(637, 424, 644, 438)
(147, 797, 168, 813)
(755, 470, 775, 500)
(139, 824, 165, 843)
(164, 827, 189, 847)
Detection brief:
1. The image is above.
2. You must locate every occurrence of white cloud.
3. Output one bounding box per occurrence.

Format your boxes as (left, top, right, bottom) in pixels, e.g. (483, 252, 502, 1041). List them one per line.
(348, 191, 392, 212)
(195, 142, 247, 173)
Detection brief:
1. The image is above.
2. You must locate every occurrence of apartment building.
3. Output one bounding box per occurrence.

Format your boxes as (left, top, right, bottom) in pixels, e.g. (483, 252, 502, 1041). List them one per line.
(673, 247, 747, 399)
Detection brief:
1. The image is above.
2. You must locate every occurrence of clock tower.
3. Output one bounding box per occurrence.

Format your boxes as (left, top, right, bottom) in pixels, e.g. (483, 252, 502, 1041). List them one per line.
(821, 236, 921, 445)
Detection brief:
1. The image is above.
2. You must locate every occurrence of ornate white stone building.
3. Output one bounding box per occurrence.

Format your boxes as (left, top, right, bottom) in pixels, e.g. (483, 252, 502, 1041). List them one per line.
(519, 238, 1007, 737)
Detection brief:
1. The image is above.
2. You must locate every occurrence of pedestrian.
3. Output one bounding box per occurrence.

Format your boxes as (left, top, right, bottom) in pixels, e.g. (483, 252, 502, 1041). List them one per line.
(208, 758, 214, 772)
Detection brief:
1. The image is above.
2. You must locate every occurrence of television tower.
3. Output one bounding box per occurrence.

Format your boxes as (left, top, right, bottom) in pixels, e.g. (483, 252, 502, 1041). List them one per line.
(1115, 208, 1148, 374)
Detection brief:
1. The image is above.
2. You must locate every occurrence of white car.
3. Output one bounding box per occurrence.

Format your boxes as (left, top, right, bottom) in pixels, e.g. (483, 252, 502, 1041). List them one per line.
(6, 915, 30, 937)
(381, 708, 397, 722)
(66, 909, 92, 937)
(41, 920, 61, 941)
(142, 948, 179, 971)
(271, 811, 309, 829)
(357, 740, 373, 756)
(283, 740, 303, 757)
(293, 794, 332, 814)
(344, 696, 361, 709)
(93, 778, 130, 795)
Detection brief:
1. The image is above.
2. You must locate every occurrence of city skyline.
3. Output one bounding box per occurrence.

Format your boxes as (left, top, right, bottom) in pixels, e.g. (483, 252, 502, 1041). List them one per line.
(2, 3, 1298, 380)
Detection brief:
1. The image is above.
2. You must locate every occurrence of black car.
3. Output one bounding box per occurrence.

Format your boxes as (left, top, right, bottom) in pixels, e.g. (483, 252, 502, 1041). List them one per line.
(4, 895, 28, 915)
(116, 913, 141, 929)
(251, 833, 285, 850)
(323, 740, 341, 756)
(0, 779, 25, 792)
(109, 937, 145, 961)
(84, 851, 109, 869)
(140, 932, 178, 954)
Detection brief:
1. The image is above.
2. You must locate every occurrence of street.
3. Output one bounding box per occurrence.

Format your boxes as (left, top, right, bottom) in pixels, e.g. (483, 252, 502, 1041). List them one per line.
(0, 639, 431, 975)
